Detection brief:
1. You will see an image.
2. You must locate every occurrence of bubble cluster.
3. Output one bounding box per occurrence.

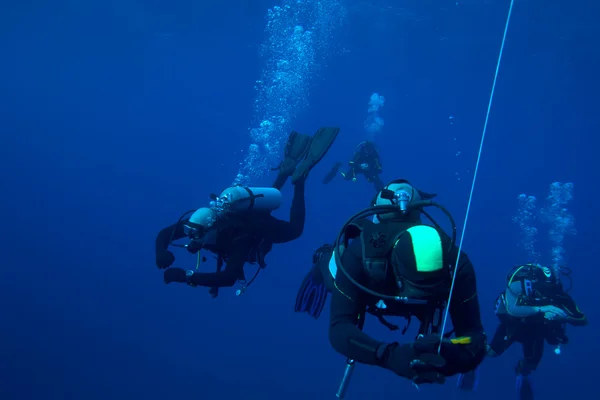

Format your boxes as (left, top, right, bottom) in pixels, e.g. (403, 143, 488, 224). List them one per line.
(363, 93, 385, 140)
(513, 194, 541, 262)
(513, 182, 576, 274)
(233, 0, 347, 186)
(540, 182, 576, 273)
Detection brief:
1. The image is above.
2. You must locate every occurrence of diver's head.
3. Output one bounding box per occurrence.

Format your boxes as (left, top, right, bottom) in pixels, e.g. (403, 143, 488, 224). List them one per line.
(373, 179, 422, 222)
(525, 263, 562, 287)
(184, 207, 218, 245)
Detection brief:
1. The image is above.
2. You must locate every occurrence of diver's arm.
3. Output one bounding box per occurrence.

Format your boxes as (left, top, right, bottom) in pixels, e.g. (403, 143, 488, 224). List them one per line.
(155, 222, 187, 251)
(264, 179, 305, 244)
(328, 241, 386, 365)
(449, 255, 485, 337)
(504, 282, 543, 318)
(557, 293, 588, 326)
(447, 253, 487, 372)
(188, 236, 253, 287)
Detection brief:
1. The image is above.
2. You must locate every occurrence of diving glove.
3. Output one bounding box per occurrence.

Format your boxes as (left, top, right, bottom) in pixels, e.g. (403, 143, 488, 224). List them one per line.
(379, 342, 446, 384)
(156, 250, 175, 269)
(411, 333, 487, 377)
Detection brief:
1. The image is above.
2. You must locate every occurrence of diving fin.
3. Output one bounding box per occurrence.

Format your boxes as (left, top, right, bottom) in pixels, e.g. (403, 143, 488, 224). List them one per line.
(272, 131, 312, 189)
(457, 368, 479, 392)
(292, 127, 341, 184)
(516, 374, 534, 400)
(323, 162, 342, 184)
(295, 265, 329, 319)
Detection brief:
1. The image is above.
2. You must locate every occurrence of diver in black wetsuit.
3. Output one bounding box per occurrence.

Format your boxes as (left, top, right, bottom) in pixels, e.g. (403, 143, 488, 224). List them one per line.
(458, 263, 587, 400)
(323, 140, 384, 191)
(295, 183, 439, 319)
(155, 127, 340, 296)
(299, 180, 486, 393)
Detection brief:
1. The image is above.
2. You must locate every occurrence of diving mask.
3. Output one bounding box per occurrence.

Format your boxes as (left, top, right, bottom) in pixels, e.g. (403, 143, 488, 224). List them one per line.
(183, 223, 207, 242)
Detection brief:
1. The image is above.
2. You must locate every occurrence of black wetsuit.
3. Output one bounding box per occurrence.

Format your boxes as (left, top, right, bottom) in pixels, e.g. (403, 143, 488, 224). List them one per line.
(155, 180, 306, 288)
(489, 281, 587, 375)
(329, 223, 486, 377)
(342, 142, 384, 191)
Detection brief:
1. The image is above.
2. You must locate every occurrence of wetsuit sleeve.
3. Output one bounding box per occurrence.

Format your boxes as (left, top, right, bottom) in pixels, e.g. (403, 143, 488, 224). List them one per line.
(155, 222, 187, 252)
(556, 292, 588, 326)
(328, 240, 385, 365)
(260, 179, 305, 244)
(446, 249, 487, 373)
(448, 251, 484, 337)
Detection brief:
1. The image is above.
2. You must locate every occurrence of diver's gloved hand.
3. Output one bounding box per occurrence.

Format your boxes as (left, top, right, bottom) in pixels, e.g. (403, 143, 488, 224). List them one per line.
(380, 342, 446, 384)
(540, 305, 568, 321)
(156, 250, 175, 269)
(163, 268, 191, 284)
(412, 334, 487, 377)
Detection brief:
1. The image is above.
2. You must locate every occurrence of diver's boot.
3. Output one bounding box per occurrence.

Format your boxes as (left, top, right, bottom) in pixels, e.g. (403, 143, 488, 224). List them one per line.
(291, 127, 341, 184)
(272, 131, 312, 190)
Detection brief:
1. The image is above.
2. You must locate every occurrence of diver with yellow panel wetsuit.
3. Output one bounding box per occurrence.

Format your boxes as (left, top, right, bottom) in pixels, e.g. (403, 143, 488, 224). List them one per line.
(295, 179, 486, 397)
(458, 263, 587, 400)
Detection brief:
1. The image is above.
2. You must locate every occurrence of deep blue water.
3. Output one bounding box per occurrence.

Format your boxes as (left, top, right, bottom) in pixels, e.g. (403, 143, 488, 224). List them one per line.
(1, 1, 598, 399)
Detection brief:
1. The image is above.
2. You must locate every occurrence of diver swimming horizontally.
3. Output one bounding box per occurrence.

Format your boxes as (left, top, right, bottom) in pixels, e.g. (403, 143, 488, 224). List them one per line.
(296, 179, 486, 395)
(458, 263, 587, 400)
(155, 127, 340, 297)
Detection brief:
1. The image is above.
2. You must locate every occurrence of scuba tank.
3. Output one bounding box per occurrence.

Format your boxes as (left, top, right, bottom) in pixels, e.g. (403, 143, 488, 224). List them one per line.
(170, 186, 282, 246)
(214, 186, 282, 214)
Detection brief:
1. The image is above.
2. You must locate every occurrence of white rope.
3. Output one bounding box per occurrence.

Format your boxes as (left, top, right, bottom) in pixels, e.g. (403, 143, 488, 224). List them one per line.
(438, 0, 516, 353)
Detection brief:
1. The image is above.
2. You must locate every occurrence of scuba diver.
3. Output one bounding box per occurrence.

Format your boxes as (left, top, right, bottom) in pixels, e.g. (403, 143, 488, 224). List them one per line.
(323, 140, 384, 191)
(458, 263, 587, 400)
(154, 127, 340, 297)
(296, 180, 486, 395)
(295, 185, 438, 320)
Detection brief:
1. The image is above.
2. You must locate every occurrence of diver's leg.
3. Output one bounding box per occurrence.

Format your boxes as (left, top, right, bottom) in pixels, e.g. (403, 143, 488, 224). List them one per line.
(515, 334, 544, 400)
(372, 175, 385, 192)
(287, 177, 306, 234)
(519, 334, 544, 375)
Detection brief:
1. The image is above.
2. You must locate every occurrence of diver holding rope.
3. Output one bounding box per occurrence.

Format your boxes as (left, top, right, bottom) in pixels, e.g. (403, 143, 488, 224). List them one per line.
(322, 180, 486, 394)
